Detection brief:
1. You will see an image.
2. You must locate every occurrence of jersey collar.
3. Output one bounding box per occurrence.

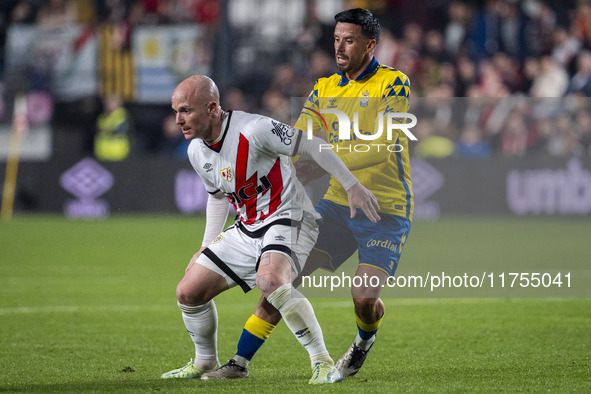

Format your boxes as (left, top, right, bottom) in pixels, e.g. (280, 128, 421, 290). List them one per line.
(337, 57, 380, 86)
(206, 110, 232, 152)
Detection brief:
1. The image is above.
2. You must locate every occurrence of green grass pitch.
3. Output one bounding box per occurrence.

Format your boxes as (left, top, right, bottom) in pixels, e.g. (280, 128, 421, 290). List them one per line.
(1, 215, 589, 393)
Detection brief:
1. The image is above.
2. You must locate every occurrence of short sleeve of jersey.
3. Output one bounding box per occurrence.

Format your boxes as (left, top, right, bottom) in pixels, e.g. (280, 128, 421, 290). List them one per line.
(187, 141, 219, 194)
(380, 71, 411, 114)
(244, 114, 300, 157)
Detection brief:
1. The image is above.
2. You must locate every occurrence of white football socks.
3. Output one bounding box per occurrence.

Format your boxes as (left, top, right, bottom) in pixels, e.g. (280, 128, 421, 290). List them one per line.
(267, 283, 333, 367)
(178, 301, 219, 370)
(354, 332, 376, 351)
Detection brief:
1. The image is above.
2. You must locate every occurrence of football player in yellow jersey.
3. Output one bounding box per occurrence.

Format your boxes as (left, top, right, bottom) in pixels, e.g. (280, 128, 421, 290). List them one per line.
(201, 8, 413, 380)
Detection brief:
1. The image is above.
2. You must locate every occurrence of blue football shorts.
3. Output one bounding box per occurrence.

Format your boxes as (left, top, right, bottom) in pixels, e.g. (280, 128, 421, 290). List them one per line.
(313, 199, 411, 276)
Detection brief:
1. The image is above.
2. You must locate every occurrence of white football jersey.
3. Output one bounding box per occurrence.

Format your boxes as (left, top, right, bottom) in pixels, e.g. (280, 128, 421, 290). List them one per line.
(187, 110, 319, 231)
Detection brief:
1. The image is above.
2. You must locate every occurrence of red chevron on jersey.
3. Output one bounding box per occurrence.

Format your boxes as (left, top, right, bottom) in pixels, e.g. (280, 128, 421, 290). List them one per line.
(233, 133, 283, 224)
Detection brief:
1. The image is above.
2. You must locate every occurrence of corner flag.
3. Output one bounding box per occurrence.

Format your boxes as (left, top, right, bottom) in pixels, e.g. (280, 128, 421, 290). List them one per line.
(1, 93, 28, 221)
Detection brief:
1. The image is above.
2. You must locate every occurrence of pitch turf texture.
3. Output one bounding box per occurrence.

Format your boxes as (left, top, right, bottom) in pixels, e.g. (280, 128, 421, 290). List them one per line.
(1, 215, 589, 393)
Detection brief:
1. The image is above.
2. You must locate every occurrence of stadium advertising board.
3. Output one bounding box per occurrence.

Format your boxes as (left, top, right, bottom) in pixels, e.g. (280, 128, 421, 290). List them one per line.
(59, 158, 113, 219)
(3, 156, 590, 218)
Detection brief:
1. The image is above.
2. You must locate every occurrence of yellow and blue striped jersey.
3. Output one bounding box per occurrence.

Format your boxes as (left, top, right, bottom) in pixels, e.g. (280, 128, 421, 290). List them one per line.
(295, 57, 413, 220)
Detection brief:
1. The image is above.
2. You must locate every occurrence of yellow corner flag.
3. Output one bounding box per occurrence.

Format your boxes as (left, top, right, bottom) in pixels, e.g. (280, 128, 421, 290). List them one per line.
(1, 93, 28, 221)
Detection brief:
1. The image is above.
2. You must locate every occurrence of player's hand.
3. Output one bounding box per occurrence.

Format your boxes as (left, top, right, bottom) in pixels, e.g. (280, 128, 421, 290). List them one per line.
(347, 182, 381, 223)
(294, 160, 326, 186)
(186, 246, 207, 273)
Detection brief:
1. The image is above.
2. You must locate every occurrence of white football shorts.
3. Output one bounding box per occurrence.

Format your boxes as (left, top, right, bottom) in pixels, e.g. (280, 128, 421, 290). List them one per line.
(197, 213, 319, 292)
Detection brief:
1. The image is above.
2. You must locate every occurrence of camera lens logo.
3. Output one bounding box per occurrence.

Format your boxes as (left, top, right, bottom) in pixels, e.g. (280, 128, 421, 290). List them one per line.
(60, 158, 114, 218)
(302, 107, 329, 132)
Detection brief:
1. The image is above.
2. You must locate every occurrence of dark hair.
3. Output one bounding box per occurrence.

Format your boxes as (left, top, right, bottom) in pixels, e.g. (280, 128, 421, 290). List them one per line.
(334, 8, 381, 43)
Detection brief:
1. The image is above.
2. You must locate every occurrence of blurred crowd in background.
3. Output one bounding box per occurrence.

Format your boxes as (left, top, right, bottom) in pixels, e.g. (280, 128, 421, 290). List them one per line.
(1, 0, 591, 160)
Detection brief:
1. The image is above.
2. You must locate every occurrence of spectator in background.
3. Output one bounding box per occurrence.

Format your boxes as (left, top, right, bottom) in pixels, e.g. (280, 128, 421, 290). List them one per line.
(549, 114, 580, 156)
(413, 119, 455, 159)
(94, 94, 133, 161)
(443, 1, 470, 57)
(295, 0, 335, 57)
(423, 29, 448, 63)
(497, 0, 529, 62)
(192, 0, 221, 24)
(575, 109, 591, 154)
(573, 1, 591, 49)
(478, 58, 508, 97)
(130, 0, 169, 24)
(159, 114, 189, 160)
(373, 28, 398, 68)
(471, 0, 501, 61)
(455, 56, 477, 96)
(528, 117, 554, 155)
(439, 62, 458, 93)
(551, 27, 580, 68)
(455, 124, 492, 157)
(568, 51, 591, 97)
(522, 0, 556, 58)
(520, 57, 539, 94)
(222, 87, 250, 112)
(306, 49, 335, 81)
(73, 0, 96, 24)
(268, 63, 301, 98)
(402, 23, 423, 55)
(393, 42, 419, 89)
(9, 0, 37, 23)
(36, 0, 77, 28)
(414, 134, 455, 158)
(498, 109, 530, 156)
(97, 0, 128, 23)
(492, 52, 522, 93)
(260, 89, 290, 125)
(529, 56, 569, 97)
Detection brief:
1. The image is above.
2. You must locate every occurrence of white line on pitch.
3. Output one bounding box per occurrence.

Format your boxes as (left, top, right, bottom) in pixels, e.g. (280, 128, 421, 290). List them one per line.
(315, 298, 583, 308)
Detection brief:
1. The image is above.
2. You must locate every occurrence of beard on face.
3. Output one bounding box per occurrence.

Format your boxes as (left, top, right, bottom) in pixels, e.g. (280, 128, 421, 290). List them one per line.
(336, 52, 349, 72)
(336, 53, 366, 76)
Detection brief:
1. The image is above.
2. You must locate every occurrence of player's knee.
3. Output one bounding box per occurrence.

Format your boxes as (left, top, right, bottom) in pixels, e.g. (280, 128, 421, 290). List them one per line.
(176, 282, 209, 306)
(352, 296, 380, 312)
(256, 275, 285, 298)
(351, 282, 382, 299)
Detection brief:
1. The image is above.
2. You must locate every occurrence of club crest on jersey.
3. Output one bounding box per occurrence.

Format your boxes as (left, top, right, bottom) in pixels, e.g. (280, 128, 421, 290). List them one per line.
(360, 91, 370, 107)
(220, 167, 234, 182)
(271, 120, 294, 145)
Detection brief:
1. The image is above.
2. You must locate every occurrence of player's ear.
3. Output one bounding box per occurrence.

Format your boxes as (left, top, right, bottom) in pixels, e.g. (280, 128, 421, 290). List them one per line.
(206, 101, 218, 115)
(366, 39, 376, 52)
